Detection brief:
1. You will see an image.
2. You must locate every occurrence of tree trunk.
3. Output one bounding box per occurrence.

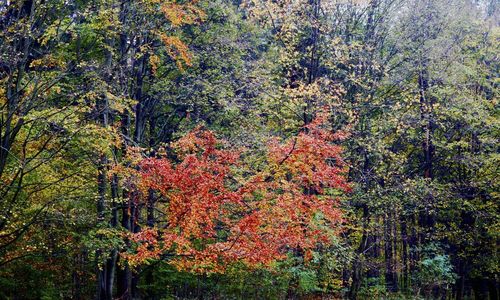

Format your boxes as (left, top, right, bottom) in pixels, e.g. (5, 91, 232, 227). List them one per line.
(349, 204, 369, 300)
(418, 67, 434, 181)
(417, 62, 436, 254)
(384, 212, 398, 292)
(401, 216, 409, 292)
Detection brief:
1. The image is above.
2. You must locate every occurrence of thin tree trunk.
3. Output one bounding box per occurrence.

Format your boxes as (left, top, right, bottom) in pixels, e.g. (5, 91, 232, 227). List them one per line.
(401, 216, 409, 292)
(384, 212, 397, 292)
(349, 204, 369, 300)
(117, 111, 131, 300)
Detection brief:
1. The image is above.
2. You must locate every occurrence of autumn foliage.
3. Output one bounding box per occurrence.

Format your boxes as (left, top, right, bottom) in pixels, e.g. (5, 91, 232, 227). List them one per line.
(157, 0, 205, 69)
(124, 112, 350, 272)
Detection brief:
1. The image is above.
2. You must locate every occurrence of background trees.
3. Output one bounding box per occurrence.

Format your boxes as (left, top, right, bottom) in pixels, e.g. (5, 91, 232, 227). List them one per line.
(0, 0, 498, 299)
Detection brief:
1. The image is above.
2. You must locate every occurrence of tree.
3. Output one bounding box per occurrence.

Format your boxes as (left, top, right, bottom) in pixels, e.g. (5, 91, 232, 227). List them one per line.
(124, 111, 350, 273)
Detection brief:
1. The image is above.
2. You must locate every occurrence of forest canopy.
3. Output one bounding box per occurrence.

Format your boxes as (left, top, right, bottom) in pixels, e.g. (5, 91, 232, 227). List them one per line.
(0, 0, 498, 299)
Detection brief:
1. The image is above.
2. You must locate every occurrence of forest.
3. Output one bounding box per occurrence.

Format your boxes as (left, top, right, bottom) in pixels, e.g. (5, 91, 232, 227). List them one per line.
(0, 0, 498, 299)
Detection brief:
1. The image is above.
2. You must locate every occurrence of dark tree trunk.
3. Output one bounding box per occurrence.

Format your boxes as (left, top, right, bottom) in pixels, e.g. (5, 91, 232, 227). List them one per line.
(401, 216, 409, 292)
(417, 62, 436, 257)
(117, 189, 132, 300)
(117, 111, 132, 300)
(96, 155, 112, 300)
(96, 90, 113, 299)
(418, 66, 434, 181)
(488, 278, 499, 300)
(384, 212, 398, 292)
(349, 204, 369, 300)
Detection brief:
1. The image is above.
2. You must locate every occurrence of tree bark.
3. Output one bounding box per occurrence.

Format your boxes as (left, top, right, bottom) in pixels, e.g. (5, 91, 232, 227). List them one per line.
(384, 212, 398, 292)
(349, 204, 369, 300)
(401, 216, 409, 292)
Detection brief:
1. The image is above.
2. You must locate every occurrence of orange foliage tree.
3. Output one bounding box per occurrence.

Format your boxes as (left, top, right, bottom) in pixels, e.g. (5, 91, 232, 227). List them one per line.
(155, 0, 205, 69)
(123, 111, 350, 272)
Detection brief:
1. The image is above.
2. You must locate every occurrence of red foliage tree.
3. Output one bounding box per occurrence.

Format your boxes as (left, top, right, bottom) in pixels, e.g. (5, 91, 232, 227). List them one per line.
(123, 112, 350, 272)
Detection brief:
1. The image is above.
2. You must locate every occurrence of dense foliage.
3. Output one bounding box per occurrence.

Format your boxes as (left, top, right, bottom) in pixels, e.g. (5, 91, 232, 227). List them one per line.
(0, 0, 498, 299)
